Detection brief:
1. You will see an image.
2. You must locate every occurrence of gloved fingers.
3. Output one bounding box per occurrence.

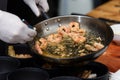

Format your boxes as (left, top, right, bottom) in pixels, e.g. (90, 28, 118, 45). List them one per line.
(26, 36, 34, 42)
(19, 36, 34, 44)
(23, 0, 49, 16)
(14, 27, 36, 43)
(23, 0, 40, 16)
(38, 0, 49, 12)
(0, 10, 37, 44)
(16, 29, 36, 43)
(17, 40, 26, 44)
(8, 29, 36, 44)
(27, 28, 37, 38)
(29, 2, 40, 16)
(15, 34, 34, 44)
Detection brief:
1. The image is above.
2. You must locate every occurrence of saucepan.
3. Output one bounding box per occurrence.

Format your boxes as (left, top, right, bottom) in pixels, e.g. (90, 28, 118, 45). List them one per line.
(28, 14, 113, 66)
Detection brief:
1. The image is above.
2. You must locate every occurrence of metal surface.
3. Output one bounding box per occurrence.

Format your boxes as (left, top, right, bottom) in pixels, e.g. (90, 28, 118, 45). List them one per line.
(28, 15, 113, 65)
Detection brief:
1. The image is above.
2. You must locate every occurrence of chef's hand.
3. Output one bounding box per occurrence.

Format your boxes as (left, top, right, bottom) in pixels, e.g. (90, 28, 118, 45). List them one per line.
(0, 10, 37, 44)
(23, 0, 49, 17)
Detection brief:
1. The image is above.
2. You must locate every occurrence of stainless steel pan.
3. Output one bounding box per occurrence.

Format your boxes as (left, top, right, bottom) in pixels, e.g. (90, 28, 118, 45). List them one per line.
(28, 15, 113, 66)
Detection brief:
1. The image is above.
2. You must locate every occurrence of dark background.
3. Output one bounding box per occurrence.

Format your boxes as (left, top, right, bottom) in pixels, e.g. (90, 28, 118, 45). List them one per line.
(7, 0, 59, 25)
(7, 0, 108, 25)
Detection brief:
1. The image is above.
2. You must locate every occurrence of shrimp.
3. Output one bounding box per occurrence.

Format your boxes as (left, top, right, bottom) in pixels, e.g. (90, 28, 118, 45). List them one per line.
(69, 32, 86, 43)
(39, 38, 48, 49)
(69, 22, 80, 32)
(85, 44, 98, 51)
(35, 38, 48, 54)
(77, 29, 86, 36)
(85, 42, 104, 51)
(35, 41, 43, 54)
(93, 42, 104, 50)
(57, 26, 70, 36)
(73, 36, 86, 43)
(47, 33, 62, 43)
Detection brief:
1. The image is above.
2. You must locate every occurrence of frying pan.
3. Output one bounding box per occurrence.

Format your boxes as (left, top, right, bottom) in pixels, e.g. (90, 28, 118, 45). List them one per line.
(28, 14, 113, 66)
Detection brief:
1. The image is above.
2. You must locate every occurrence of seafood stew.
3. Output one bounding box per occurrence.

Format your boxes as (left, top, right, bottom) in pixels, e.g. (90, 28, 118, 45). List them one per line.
(35, 22, 104, 58)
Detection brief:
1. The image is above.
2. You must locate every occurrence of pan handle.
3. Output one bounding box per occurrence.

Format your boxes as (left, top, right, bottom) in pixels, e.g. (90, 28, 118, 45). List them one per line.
(38, 5, 50, 19)
(22, 6, 50, 28)
(41, 10, 49, 19)
(22, 19, 35, 29)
